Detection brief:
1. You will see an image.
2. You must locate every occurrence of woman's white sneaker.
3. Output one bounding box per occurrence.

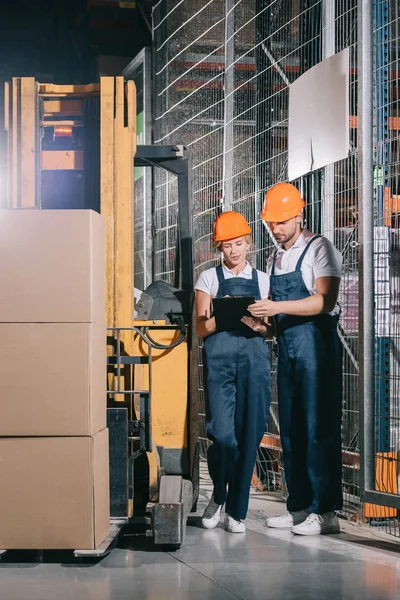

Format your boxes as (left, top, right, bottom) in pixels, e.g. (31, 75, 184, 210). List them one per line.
(224, 515, 246, 533)
(201, 497, 223, 529)
(266, 510, 308, 529)
(291, 512, 340, 536)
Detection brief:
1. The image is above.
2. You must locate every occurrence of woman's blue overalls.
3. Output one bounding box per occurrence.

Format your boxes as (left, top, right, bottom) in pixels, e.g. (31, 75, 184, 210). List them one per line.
(270, 236, 343, 514)
(203, 265, 271, 521)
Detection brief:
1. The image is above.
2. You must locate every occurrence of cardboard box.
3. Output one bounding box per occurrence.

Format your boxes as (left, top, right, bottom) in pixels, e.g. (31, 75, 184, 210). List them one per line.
(0, 429, 110, 550)
(0, 209, 104, 323)
(0, 322, 106, 436)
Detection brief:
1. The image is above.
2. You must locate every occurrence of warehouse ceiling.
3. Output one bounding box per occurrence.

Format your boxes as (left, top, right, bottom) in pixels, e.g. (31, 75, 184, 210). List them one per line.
(0, 0, 152, 84)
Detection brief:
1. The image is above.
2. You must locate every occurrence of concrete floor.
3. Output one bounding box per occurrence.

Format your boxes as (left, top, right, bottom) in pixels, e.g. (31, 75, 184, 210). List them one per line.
(1, 468, 400, 600)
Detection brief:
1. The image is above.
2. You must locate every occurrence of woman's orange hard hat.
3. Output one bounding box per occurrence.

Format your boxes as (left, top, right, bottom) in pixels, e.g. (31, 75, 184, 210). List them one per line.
(212, 211, 252, 243)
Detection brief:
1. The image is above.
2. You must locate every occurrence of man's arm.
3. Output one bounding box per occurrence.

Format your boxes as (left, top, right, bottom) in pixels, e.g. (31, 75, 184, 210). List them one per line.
(248, 276, 340, 319)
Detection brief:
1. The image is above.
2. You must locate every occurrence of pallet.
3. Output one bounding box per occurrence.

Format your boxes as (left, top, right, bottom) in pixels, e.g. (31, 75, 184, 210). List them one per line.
(0, 518, 127, 561)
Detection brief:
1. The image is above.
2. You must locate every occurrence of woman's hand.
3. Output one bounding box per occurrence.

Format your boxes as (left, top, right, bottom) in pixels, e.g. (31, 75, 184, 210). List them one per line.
(241, 316, 267, 332)
(248, 299, 279, 318)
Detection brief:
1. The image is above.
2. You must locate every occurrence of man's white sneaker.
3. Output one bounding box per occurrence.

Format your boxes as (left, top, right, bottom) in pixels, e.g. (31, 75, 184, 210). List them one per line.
(224, 515, 246, 533)
(201, 497, 222, 529)
(266, 510, 308, 529)
(291, 512, 340, 536)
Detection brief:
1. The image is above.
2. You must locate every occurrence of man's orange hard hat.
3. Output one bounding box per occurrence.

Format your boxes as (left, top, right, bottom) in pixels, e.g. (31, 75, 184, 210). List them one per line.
(212, 211, 252, 243)
(261, 183, 305, 223)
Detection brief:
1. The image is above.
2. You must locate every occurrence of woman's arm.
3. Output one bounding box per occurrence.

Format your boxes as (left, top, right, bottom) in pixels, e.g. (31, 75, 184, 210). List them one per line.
(196, 290, 217, 338)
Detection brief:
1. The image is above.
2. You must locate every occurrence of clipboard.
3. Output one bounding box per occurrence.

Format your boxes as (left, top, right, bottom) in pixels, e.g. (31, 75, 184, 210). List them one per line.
(212, 296, 255, 331)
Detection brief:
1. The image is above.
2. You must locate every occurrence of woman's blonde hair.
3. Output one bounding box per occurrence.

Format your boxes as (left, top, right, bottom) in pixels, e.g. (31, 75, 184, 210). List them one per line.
(214, 234, 252, 251)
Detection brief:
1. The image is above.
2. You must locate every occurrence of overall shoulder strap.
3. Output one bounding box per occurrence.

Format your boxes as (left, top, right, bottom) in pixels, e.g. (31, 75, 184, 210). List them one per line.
(271, 248, 280, 276)
(216, 264, 225, 284)
(295, 235, 322, 272)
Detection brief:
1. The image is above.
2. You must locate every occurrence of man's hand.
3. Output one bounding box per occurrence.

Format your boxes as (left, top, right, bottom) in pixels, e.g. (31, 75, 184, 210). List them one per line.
(241, 316, 268, 332)
(247, 277, 341, 320)
(248, 299, 279, 319)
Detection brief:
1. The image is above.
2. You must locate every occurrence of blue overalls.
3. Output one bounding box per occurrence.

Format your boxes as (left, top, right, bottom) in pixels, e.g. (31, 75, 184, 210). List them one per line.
(203, 265, 271, 521)
(270, 236, 343, 514)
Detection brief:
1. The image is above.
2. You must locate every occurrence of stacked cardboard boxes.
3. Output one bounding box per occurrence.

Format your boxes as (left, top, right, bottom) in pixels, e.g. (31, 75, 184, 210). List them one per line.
(0, 210, 110, 550)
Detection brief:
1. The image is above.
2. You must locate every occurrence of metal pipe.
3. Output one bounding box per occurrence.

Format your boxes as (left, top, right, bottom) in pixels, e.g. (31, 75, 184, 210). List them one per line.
(322, 0, 335, 241)
(363, 489, 400, 510)
(143, 47, 153, 290)
(358, 0, 375, 495)
(322, 0, 335, 78)
(122, 49, 154, 290)
(222, 0, 235, 211)
(261, 42, 290, 87)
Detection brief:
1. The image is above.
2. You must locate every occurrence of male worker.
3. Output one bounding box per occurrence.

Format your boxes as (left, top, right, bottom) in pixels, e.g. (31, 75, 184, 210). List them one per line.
(246, 182, 343, 536)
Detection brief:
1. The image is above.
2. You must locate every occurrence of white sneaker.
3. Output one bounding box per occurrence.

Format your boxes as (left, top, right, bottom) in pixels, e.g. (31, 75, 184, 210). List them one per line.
(224, 515, 246, 533)
(202, 497, 222, 529)
(266, 510, 308, 529)
(291, 512, 340, 536)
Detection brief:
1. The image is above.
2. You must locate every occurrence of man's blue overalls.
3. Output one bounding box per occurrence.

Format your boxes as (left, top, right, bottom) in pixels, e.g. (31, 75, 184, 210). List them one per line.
(270, 235, 343, 514)
(203, 265, 271, 521)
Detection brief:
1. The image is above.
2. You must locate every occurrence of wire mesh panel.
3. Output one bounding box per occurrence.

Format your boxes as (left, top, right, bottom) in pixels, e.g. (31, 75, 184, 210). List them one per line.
(153, 0, 226, 452)
(233, 0, 324, 491)
(366, 0, 400, 534)
(132, 63, 147, 292)
(152, 0, 400, 531)
(124, 50, 153, 294)
(336, 0, 400, 535)
(153, 0, 325, 490)
(334, 0, 361, 520)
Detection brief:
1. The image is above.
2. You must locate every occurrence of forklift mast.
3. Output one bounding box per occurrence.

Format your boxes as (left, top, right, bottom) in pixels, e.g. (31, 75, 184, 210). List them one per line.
(4, 76, 199, 551)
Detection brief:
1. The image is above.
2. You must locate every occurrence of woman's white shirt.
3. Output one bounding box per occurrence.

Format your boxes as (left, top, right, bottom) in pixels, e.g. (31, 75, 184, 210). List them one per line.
(195, 262, 270, 299)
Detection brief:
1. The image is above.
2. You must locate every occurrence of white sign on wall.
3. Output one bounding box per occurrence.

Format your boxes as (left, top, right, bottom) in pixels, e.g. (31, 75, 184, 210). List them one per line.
(288, 48, 350, 181)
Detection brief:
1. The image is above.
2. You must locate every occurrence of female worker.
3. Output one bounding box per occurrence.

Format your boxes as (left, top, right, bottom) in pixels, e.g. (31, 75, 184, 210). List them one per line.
(195, 211, 271, 533)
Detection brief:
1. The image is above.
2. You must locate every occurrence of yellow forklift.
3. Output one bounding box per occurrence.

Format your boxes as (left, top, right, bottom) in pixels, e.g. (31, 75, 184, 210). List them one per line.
(4, 76, 199, 555)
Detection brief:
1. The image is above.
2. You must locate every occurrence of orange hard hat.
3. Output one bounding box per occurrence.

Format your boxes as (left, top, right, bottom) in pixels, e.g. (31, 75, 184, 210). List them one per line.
(261, 183, 305, 222)
(212, 211, 252, 243)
